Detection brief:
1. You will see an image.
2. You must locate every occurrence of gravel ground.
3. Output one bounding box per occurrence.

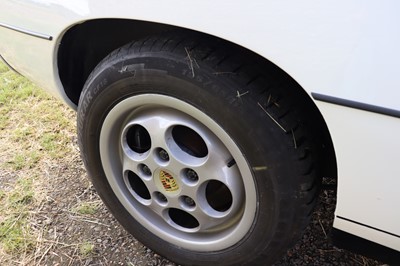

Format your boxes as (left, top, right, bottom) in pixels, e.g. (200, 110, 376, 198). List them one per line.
(13, 152, 385, 266)
(0, 119, 387, 265)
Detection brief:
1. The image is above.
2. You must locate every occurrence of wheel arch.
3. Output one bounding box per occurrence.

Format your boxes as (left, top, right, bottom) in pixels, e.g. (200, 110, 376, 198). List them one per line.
(57, 18, 337, 182)
(57, 19, 174, 105)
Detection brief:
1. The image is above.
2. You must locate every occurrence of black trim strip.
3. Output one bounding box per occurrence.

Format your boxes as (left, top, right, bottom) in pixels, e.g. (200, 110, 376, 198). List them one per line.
(337, 215, 400, 238)
(312, 92, 400, 119)
(332, 228, 400, 264)
(0, 22, 53, 41)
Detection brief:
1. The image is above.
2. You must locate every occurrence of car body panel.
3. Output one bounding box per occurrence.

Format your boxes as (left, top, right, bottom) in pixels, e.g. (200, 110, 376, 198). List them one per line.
(1, 0, 399, 251)
(2, 1, 400, 109)
(316, 101, 400, 250)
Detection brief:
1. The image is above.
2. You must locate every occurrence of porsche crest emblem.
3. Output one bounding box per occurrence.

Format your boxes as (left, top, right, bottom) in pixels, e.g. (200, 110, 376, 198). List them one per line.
(159, 170, 179, 192)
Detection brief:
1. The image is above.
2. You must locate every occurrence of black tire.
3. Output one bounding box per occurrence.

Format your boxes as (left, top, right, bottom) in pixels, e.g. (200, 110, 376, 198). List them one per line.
(77, 33, 321, 266)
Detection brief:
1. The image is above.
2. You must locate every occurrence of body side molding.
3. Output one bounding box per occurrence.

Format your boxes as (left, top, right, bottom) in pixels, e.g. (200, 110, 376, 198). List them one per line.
(336, 216, 400, 239)
(0, 22, 53, 41)
(312, 92, 400, 119)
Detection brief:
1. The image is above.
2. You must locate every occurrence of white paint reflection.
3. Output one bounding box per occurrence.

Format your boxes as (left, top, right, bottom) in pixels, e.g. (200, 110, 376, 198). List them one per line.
(30, 0, 89, 16)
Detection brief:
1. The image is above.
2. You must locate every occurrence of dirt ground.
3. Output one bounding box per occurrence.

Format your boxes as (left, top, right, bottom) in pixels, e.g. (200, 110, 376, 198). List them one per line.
(1, 148, 385, 265)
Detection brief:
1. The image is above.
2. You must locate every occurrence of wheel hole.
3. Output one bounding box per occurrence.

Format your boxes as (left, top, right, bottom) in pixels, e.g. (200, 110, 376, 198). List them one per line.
(127, 171, 151, 200)
(154, 191, 168, 205)
(172, 125, 208, 158)
(206, 180, 232, 212)
(126, 125, 151, 153)
(168, 208, 199, 229)
(139, 164, 152, 177)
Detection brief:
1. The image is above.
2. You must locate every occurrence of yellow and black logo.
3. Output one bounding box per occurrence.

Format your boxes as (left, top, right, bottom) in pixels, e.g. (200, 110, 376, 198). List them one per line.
(160, 170, 179, 192)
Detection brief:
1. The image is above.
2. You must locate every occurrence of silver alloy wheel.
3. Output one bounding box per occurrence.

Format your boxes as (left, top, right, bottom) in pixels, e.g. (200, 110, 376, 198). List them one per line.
(100, 94, 257, 251)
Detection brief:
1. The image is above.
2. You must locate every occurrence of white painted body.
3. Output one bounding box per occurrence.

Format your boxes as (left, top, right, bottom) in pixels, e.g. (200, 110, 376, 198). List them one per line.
(1, 0, 399, 251)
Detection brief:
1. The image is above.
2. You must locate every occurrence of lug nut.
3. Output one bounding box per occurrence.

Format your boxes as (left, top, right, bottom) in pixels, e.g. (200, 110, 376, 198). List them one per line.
(186, 169, 198, 182)
(141, 164, 151, 176)
(184, 196, 195, 207)
(158, 149, 169, 161)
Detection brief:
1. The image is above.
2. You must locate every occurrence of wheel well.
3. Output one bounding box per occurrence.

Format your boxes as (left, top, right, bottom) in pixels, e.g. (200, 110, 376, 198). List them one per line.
(58, 19, 174, 105)
(57, 18, 337, 181)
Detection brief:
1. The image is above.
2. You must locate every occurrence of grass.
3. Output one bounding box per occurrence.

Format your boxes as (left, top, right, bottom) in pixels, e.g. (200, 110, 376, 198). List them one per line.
(0, 177, 35, 253)
(73, 201, 100, 215)
(0, 62, 75, 166)
(79, 241, 95, 257)
(0, 61, 77, 263)
(0, 61, 124, 265)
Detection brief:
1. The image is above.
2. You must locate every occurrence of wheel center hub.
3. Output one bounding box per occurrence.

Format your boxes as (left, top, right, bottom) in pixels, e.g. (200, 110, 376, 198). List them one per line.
(158, 169, 180, 193)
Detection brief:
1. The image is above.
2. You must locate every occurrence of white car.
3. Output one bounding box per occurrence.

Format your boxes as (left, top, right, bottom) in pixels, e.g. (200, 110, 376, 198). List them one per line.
(1, 1, 399, 265)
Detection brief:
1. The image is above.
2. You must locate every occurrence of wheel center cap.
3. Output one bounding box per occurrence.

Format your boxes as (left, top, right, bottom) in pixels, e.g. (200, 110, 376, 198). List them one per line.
(159, 169, 179, 192)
